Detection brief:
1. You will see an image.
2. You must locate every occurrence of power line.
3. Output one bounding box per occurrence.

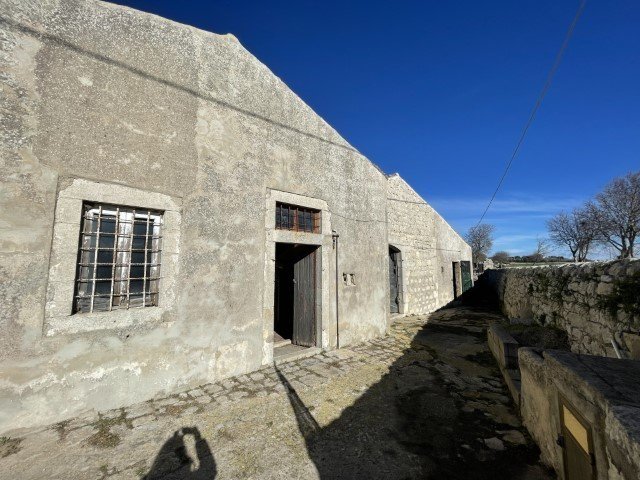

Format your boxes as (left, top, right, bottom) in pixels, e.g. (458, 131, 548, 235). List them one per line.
(475, 0, 587, 228)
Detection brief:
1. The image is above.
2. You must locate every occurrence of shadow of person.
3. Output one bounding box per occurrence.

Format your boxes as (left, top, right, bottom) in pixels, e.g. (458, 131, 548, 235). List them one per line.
(143, 427, 216, 479)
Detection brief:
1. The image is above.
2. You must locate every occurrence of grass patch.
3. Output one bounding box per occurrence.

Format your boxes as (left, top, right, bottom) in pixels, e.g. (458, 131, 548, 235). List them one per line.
(0, 436, 23, 457)
(51, 419, 71, 441)
(87, 409, 131, 449)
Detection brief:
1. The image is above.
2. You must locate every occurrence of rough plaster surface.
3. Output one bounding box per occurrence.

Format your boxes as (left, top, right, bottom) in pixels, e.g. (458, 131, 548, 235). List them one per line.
(0, 0, 391, 432)
(484, 260, 640, 357)
(519, 348, 640, 480)
(386, 174, 472, 314)
(0, 0, 470, 433)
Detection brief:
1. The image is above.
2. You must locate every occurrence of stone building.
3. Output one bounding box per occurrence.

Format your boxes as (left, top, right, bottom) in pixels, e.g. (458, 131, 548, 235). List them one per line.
(0, 0, 471, 432)
(387, 174, 473, 314)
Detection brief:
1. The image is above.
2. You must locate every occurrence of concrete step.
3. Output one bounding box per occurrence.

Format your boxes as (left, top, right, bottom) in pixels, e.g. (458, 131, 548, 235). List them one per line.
(274, 338, 292, 348)
(274, 344, 321, 364)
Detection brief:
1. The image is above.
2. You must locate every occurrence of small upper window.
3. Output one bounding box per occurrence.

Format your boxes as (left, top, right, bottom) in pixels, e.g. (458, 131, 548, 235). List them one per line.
(74, 203, 163, 314)
(275, 202, 320, 233)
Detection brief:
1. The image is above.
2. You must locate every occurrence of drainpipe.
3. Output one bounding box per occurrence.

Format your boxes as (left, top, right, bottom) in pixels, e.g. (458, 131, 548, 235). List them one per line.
(332, 230, 340, 349)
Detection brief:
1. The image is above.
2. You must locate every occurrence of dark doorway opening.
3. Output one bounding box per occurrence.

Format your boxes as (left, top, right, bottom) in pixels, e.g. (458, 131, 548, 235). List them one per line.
(452, 261, 461, 299)
(274, 243, 318, 348)
(389, 246, 402, 313)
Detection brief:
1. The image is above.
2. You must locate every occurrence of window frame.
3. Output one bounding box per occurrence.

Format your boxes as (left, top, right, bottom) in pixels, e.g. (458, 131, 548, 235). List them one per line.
(44, 178, 181, 336)
(74, 203, 164, 314)
(275, 202, 321, 233)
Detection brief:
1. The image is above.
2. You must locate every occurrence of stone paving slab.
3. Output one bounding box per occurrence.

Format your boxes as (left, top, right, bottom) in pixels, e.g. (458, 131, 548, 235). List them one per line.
(0, 307, 554, 479)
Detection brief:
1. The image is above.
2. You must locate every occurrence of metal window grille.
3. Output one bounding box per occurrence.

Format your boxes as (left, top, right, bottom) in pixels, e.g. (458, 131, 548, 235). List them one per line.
(275, 202, 321, 233)
(74, 203, 163, 314)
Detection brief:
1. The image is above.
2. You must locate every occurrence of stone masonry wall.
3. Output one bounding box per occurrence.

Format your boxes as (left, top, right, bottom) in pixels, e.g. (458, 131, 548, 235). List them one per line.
(519, 348, 640, 480)
(484, 260, 640, 358)
(387, 174, 472, 315)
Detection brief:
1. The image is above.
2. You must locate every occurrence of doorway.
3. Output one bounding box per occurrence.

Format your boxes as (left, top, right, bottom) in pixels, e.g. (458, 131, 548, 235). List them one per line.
(389, 246, 402, 313)
(452, 261, 461, 298)
(274, 243, 318, 348)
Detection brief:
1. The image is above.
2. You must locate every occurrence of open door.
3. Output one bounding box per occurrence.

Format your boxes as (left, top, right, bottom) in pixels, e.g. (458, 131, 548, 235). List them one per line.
(274, 243, 317, 348)
(389, 246, 401, 313)
(293, 247, 316, 346)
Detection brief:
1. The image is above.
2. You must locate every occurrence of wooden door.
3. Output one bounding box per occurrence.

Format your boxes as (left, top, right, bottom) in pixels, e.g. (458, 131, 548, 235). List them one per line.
(560, 401, 595, 480)
(389, 248, 400, 313)
(292, 248, 316, 347)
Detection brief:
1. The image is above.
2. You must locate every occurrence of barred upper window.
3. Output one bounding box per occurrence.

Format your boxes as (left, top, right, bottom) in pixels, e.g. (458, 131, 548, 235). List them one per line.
(275, 202, 321, 233)
(74, 203, 163, 314)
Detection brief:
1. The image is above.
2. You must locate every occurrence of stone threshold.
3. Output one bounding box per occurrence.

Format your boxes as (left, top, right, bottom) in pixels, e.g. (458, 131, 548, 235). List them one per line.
(273, 344, 322, 364)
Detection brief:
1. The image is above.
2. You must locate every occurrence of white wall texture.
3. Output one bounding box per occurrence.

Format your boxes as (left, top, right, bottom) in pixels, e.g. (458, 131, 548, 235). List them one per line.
(0, 0, 471, 432)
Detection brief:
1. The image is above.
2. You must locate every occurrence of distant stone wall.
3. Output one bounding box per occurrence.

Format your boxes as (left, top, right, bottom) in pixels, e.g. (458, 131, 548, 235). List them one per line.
(483, 260, 640, 358)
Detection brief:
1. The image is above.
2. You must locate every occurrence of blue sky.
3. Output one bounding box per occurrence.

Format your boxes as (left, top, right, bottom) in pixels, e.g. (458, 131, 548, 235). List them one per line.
(111, 1, 639, 258)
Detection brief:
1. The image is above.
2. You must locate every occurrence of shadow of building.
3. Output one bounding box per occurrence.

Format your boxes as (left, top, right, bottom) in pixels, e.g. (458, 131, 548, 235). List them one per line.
(276, 294, 550, 479)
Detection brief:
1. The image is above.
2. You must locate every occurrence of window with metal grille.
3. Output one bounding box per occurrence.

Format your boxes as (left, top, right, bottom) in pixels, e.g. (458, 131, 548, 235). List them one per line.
(275, 202, 321, 233)
(74, 203, 163, 314)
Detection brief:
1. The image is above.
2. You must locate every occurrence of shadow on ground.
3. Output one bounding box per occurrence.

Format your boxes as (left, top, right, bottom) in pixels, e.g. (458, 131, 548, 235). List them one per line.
(143, 427, 216, 479)
(276, 283, 552, 479)
(139, 278, 551, 479)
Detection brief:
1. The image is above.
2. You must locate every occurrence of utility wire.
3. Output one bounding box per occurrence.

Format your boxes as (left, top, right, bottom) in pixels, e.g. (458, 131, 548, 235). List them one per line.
(475, 0, 587, 228)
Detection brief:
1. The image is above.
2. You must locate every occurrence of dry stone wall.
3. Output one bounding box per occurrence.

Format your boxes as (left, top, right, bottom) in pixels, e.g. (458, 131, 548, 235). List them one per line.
(484, 260, 640, 358)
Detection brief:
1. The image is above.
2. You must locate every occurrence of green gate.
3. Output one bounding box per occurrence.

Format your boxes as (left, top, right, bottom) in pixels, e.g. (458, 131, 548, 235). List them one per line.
(460, 261, 472, 293)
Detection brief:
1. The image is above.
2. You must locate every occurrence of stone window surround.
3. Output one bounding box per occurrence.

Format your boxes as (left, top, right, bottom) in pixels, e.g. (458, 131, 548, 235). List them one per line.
(44, 178, 181, 336)
(261, 189, 333, 364)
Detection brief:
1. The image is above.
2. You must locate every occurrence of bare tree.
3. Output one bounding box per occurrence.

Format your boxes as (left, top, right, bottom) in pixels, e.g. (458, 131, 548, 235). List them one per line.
(587, 171, 640, 258)
(529, 237, 550, 263)
(547, 207, 595, 262)
(491, 251, 510, 264)
(465, 224, 495, 267)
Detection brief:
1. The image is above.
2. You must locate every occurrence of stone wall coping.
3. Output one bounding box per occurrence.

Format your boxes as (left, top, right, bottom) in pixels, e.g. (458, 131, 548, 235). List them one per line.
(518, 346, 640, 479)
(487, 324, 519, 369)
(493, 257, 640, 274)
(542, 350, 640, 408)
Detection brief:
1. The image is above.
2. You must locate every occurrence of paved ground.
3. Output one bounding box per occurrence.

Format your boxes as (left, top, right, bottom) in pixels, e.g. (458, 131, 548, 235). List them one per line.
(1, 306, 554, 479)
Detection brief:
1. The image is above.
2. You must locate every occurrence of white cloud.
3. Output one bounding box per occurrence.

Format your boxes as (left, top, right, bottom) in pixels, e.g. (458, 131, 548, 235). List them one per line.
(428, 194, 585, 216)
(424, 193, 593, 258)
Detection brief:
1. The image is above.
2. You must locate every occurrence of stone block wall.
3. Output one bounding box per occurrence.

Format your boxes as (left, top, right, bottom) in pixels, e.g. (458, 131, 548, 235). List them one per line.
(387, 174, 472, 315)
(483, 260, 640, 358)
(519, 348, 640, 480)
